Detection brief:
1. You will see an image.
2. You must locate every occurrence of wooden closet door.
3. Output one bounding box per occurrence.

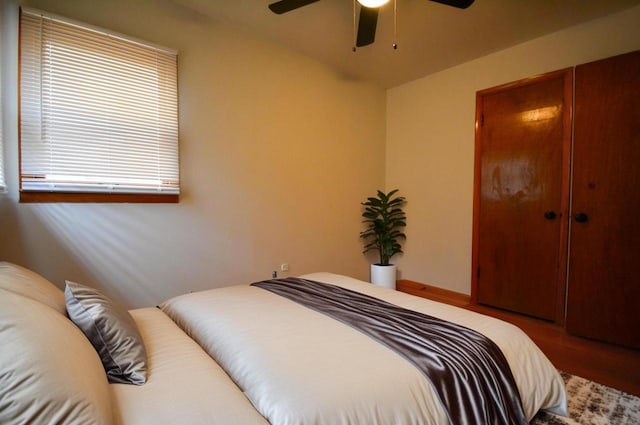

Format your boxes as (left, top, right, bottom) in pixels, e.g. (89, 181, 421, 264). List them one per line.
(566, 50, 640, 349)
(472, 70, 572, 322)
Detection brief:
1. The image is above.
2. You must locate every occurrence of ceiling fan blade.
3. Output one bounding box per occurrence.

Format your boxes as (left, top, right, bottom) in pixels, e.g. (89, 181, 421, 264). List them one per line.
(268, 0, 320, 15)
(429, 0, 475, 9)
(356, 6, 379, 47)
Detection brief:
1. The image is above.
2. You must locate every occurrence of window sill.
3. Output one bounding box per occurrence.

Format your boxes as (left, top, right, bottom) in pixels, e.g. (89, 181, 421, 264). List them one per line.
(19, 191, 179, 203)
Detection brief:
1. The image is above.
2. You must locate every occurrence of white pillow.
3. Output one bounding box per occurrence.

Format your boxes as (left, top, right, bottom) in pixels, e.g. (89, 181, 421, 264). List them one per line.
(0, 261, 66, 314)
(0, 289, 113, 425)
(65, 280, 148, 385)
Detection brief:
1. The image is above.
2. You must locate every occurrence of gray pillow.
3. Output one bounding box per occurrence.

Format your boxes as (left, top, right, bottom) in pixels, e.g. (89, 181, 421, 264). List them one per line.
(65, 280, 147, 385)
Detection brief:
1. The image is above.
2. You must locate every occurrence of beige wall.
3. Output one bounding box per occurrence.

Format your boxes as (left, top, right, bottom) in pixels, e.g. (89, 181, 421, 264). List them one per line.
(386, 5, 640, 294)
(3, 1, 639, 305)
(0, 0, 386, 308)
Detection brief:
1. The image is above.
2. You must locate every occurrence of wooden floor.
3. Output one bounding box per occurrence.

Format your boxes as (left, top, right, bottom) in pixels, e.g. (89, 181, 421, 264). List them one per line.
(397, 280, 640, 397)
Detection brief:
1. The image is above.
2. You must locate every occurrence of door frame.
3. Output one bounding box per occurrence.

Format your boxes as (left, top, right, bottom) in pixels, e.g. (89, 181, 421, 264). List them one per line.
(471, 68, 573, 324)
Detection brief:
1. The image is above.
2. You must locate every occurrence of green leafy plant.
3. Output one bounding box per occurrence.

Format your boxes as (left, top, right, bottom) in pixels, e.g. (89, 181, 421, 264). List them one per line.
(360, 189, 407, 266)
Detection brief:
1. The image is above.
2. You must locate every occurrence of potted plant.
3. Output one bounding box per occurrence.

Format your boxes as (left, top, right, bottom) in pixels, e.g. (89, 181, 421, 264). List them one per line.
(360, 189, 407, 289)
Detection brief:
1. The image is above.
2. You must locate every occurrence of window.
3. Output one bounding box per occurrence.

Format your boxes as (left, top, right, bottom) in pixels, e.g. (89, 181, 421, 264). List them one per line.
(0, 13, 5, 194)
(19, 8, 179, 202)
(0, 62, 5, 193)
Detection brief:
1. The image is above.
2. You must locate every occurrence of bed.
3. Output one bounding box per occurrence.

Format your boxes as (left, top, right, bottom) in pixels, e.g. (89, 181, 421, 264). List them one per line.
(0, 262, 566, 424)
(0, 262, 268, 425)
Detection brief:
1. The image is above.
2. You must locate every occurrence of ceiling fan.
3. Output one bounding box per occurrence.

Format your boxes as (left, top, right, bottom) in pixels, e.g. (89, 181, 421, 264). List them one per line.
(268, 0, 475, 48)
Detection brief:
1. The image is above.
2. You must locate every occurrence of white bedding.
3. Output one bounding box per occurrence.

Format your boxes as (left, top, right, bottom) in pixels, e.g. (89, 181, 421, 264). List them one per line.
(110, 307, 269, 425)
(161, 273, 566, 425)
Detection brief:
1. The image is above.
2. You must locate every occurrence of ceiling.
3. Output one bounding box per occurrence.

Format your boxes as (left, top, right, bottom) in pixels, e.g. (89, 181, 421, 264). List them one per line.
(173, 0, 639, 88)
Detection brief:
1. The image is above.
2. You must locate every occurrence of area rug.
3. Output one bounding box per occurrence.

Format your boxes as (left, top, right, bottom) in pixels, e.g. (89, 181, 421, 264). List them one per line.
(531, 371, 640, 425)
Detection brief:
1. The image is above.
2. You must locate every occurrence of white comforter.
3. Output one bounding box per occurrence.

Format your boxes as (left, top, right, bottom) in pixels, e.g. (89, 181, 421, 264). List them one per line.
(161, 273, 566, 425)
(110, 308, 269, 425)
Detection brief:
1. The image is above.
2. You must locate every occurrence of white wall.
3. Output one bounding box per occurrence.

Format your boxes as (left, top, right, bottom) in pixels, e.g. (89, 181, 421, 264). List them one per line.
(0, 0, 386, 308)
(386, 5, 640, 294)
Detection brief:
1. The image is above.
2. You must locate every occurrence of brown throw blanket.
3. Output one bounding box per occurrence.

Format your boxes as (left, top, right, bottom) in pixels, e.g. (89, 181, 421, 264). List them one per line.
(252, 277, 528, 425)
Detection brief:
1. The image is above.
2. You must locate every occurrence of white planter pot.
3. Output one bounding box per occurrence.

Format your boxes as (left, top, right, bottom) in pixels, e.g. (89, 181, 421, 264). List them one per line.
(370, 264, 397, 289)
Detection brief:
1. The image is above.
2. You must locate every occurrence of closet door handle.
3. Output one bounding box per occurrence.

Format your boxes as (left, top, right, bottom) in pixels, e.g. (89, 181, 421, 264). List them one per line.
(544, 211, 557, 220)
(574, 212, 589, 223)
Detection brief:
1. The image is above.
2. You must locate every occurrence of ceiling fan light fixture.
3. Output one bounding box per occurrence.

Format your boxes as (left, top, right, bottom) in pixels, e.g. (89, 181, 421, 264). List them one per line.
(357, 0, 390, 8)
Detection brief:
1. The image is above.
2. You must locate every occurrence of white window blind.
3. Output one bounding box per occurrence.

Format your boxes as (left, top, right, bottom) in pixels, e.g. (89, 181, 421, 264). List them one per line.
(0, 64, 5, 193)
(20, 9, 179, 196)
(0, 15, 5, 194)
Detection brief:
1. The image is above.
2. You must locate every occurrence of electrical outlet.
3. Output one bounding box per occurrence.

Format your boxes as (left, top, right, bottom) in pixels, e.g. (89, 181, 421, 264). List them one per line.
(272, 271, 277, 279)
(280, 263, 289, 272)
